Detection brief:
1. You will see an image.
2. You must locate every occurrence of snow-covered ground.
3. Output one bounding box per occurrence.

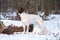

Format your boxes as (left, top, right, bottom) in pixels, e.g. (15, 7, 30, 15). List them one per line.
(0, 14, 60, 40)
(0, 33, 57, 40)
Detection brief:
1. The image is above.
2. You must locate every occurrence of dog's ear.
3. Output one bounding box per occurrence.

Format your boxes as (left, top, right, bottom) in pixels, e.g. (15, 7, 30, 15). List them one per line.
(18, 7, 24, 14)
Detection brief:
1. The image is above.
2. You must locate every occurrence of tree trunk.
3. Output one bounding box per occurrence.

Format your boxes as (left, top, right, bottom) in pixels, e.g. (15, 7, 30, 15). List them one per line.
(55, 0, 58, 13)
(41, 0, 44, 12)
(44, 0, 51, 16)
(35, 0, 38, 14)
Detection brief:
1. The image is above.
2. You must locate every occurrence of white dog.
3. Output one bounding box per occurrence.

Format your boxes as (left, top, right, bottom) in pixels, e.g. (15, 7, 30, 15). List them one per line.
(17, 7, 48, 34)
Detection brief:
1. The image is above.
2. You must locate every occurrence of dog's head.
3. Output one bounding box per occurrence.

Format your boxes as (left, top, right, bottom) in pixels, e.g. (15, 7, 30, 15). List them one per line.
(18, 7, 24, 14)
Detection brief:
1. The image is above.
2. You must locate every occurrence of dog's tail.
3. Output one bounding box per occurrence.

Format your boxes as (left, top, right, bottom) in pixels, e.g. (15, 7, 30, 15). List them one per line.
(40, 12, 45, 17)
(35, 17, 48, 35)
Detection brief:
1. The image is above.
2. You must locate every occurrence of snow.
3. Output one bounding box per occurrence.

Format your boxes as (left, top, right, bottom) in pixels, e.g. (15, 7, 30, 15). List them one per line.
(0, 33, 56, 40)
(0, 13, 60, 40)
(38, 11, 45, 16)
(0, 20, 25, 28)
(6, 12, 16, 16)
(0, 14, 5, 20)
(0, 12, 17, 20)
(38, 11, 42, 16)
(47, 14, 60, 20)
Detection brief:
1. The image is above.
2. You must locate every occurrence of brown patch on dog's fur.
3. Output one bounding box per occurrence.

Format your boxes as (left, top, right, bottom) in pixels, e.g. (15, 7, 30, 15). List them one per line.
(18, 7, 24, 14)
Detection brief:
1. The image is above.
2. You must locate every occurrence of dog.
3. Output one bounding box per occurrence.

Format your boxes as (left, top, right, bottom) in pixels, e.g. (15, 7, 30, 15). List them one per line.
(17, 7, 48, 34)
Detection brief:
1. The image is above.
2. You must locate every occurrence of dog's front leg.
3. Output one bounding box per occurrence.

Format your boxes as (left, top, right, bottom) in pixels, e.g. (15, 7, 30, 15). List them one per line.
(26, 25, 29, 34)
(23, 25, 26, 34)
